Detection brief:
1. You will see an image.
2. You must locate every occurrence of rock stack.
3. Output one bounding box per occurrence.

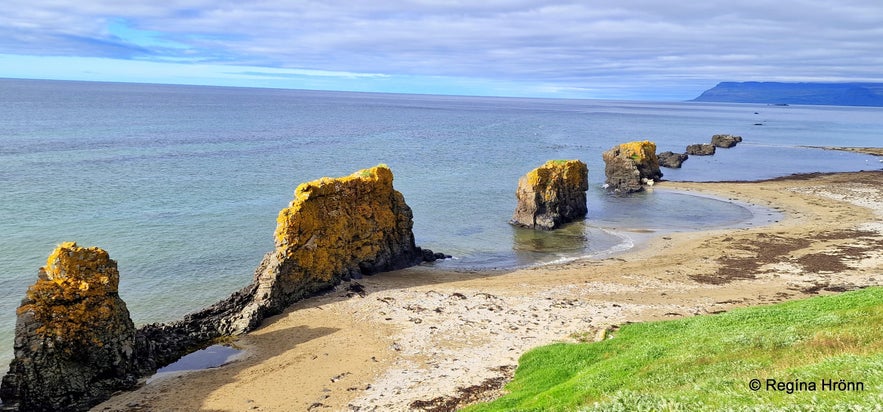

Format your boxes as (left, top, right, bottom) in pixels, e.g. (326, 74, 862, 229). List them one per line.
(0, 242, 138, 411)
(602, 141, 663, 193)
(229, 164, 422, 332)
(510, 160, 588, 230)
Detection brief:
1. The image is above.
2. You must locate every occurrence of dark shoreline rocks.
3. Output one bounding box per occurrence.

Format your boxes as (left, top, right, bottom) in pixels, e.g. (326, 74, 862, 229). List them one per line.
(711, 134, 743, 148)
(418, 247, 452, 262)
(686, 143, 716, 156)
(657, 151, 689, 168)
(510, 160, 589, 230)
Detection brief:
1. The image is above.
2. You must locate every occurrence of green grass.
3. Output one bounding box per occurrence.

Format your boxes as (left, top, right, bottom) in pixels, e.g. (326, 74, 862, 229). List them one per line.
(465, 287, 883, 412)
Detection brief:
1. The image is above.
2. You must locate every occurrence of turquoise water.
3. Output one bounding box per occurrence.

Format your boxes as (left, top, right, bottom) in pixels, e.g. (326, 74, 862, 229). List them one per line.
(1, 79, 881, 365)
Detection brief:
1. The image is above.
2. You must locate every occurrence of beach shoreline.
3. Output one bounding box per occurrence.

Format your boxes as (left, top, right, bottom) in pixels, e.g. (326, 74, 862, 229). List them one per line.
(94, 167, 883, 412)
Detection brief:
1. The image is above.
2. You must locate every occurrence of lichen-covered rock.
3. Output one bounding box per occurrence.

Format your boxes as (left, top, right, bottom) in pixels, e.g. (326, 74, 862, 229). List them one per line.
(602, 141, 663, 193)
(509, 160, 588, 230)
(1, 242, 138, 411)
(2, 165, 425, 409)
(229, 164, 421, 332)
(135, 164, 423, 369)
(658, 151, 689, 168)
(686, 143, 716, 155)
(711, 134, 743, 148)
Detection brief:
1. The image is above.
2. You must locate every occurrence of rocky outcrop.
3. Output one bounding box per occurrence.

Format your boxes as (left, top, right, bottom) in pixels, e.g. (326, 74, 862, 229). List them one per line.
(686, 143, 716, 156)
(602, 141, 663, 193)
(711, 134, 743, 148)
(419, 249, 452, 262)
(657, 151, 689, 168)
(0, 242, 138, 412)
(510, 160, 588, 230)
(2, 165, 426, 410)
(228, 164, 421, 332)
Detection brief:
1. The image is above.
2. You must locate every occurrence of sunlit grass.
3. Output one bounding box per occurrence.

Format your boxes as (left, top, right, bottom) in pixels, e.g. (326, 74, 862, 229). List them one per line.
(466, 287, 883, 411)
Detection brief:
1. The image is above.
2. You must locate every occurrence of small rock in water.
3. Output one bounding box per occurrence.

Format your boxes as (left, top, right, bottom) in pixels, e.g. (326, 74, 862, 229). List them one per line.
(421, 248, 437, 262)
(686, 143, 715, 156)
(419, 248, 451, 262)
(657, 151, 688, 168)
(711, 134, 742, 148)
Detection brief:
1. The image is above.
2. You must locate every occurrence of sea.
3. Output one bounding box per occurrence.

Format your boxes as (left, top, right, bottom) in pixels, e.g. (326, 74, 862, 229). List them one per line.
(1, 78, 881, 366)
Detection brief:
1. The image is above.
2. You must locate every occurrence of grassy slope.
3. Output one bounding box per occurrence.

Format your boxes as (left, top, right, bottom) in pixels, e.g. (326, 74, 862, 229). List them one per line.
(466, 287, 883, 411)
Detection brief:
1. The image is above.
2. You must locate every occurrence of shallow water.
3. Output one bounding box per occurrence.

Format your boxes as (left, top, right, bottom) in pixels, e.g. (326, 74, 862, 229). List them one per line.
(146, 345, 242, 384)
(1, 79, 881, 365)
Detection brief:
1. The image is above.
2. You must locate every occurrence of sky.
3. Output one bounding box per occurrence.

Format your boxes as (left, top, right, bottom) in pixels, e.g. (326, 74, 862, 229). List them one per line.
(1, 1, 882, 100)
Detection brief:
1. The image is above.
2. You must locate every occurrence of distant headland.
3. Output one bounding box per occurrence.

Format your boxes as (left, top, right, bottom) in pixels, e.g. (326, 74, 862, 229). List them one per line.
(692, 82, 883, 107)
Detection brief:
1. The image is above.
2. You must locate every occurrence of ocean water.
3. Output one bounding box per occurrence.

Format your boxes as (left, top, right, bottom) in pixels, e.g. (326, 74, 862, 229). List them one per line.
(1, 78, 881, 365)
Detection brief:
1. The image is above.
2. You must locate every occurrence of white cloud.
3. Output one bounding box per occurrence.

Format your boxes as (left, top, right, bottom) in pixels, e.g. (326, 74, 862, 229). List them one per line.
(1, 1, 882, 98)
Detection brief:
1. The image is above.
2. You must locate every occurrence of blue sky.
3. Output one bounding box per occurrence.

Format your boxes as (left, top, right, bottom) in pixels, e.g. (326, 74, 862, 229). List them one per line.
(1, 1, 882, 100)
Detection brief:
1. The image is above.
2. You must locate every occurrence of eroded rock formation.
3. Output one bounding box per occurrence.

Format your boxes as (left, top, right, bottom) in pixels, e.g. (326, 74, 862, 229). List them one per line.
(686, 143, 716, 156)
(602, 141, 663, 193)
(229, 164, 421, 332)
(658, 151, 689, 168)
(0, 242, 138, 412)
(711, 134, 743, 148)
(510, 160, 588, 230)
(136, 164, 424, 369)
(2, 164, 425, 410)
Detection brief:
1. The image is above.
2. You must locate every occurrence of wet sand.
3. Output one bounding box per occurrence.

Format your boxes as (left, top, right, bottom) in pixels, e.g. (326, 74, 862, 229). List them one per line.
(95, 168, 883, 412)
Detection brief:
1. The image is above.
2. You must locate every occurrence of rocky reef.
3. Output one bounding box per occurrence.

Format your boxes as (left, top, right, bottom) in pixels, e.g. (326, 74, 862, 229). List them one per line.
(602, 141, 663, 193)
(711, 134, 743, 148)
(686, 143, 716, 156)
(657, 151, 689, 168)
(1, 165, 426, 411)
(0, 242, 138, 411)
(510, 160, 588, 230)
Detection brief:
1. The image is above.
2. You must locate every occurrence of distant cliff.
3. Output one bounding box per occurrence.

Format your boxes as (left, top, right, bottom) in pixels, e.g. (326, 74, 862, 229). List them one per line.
(693, 82, 883, 107)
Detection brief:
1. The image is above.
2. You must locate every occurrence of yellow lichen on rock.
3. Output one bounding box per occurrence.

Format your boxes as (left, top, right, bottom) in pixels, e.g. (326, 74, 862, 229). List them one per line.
(17, 242, 132, 348)
(41, 241, 119, 296)
(602, 140, 663, 193)
(269, 164, 416, 284)
(511, 160, 589, 230)
(617, 140, 657, 163)
(6, 242, 138, 410)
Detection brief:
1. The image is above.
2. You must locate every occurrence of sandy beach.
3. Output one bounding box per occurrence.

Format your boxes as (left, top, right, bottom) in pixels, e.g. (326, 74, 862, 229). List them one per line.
(94, 165, 883, 412)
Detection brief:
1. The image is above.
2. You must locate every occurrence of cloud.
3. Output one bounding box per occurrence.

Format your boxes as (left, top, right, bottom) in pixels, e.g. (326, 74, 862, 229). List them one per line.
(1, 1, 882, 99)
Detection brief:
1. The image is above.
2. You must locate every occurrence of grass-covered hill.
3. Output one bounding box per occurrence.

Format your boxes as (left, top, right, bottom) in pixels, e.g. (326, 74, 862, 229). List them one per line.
(466, 287, 883, 411)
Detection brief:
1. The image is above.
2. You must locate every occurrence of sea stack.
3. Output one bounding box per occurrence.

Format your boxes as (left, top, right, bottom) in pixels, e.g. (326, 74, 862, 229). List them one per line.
(602, 141, 663, 193)
(228, 164, 422, 332)
(1, 242, 138, 411)
(510, 159, 589, 230)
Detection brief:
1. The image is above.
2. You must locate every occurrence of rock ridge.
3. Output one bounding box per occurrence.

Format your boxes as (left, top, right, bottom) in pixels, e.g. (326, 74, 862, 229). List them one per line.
(1, 165, 425, 411)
